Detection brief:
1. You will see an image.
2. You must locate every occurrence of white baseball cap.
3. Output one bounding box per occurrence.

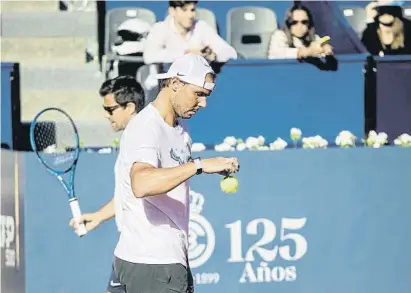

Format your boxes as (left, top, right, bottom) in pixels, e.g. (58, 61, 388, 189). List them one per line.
(154, 54, 216, 91)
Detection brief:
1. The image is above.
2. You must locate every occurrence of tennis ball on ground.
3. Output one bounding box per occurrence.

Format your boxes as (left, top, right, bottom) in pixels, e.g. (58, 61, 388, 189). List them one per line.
(220, 176, 239, 194)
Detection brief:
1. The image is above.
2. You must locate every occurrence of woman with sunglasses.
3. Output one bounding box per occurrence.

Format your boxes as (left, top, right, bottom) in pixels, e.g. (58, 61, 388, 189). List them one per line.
(268, 4, 333, 59)
(361, 4, 411, 56)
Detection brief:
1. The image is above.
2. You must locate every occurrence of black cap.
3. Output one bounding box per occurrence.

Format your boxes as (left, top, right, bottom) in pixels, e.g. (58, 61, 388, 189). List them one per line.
(376, 4, 404, 19)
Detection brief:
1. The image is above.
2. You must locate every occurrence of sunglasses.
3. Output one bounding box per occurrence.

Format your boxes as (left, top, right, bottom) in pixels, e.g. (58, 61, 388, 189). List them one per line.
(379, 20, 395, 27)
(291, 19, 309, 26)
(103, 105, 122, 115)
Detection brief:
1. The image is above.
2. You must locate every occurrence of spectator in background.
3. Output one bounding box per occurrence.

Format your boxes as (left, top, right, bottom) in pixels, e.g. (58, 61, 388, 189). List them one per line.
(143, 1, 237, 64)
(361, 3, 411, 56)
(365, 0, 404, 23)
(268, 4, 333, 59)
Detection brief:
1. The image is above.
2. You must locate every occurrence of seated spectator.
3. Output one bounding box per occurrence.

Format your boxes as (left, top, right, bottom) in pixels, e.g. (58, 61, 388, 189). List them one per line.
(143, 1, 237, 64)
(268, 4, 333, 59)
(361, 3, 411, 56)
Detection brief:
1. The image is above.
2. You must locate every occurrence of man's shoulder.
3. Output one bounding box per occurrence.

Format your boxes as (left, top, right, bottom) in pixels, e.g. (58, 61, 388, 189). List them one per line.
(194, 19, 215, 32)
(148, 18, 170, 34)
(125, 106, 160, 134)
(151, 19, 167, 30)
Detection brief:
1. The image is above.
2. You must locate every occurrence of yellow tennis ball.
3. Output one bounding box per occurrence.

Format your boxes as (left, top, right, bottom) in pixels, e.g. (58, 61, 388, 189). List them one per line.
(220, 176, 239, 194)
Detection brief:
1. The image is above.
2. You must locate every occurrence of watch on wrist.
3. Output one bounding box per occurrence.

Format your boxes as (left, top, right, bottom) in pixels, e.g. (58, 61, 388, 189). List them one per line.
(192, 157, 203, 175)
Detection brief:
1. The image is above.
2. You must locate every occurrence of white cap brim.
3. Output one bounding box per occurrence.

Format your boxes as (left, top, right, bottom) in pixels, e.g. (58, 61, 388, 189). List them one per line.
(153, 73, 172, 80)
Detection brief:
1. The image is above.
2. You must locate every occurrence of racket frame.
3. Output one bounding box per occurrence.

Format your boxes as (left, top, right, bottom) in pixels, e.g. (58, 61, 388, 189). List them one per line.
(29, 107, 87, 237)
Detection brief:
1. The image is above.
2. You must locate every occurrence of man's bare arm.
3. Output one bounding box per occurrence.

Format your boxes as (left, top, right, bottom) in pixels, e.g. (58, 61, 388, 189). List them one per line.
(130, 162, 197, 198)
(69, 197, 115, 233)
(95, 197, 115, 222)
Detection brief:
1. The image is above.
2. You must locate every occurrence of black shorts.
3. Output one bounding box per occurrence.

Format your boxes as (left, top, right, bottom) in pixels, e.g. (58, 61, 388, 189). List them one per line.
(106, 263, 126, 293)
(114, 256, 194, 293)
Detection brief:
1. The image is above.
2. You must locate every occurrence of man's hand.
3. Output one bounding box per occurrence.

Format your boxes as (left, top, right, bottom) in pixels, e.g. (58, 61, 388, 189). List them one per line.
(69, 212, 103, 234)
(204, 51, 217, 62)
(185, 46, 216, 61)
(201, 157, 240, 175)
(201, 46, 217, 62)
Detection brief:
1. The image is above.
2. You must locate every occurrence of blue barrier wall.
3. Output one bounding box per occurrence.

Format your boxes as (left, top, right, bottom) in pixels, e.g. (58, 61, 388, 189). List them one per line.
(188, 55, 366, 144)
(375, 55, 411, 141)
(24, 148, 411, 293)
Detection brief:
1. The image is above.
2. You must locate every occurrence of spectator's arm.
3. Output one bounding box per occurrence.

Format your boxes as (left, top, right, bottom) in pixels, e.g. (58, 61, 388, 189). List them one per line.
(143, 22, 186, 64)
(365, 2, 378, 24)
(268, 30, 299, 59)
(200, 21, 237, 62)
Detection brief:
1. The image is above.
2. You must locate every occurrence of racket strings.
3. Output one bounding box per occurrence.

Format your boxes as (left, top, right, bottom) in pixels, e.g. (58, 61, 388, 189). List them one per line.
(33, 110, 79, 172)
(34, 122, 58, 152)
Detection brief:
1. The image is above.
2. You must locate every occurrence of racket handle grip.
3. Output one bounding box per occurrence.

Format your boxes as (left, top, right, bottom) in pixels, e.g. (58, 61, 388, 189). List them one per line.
(69, 199, 87, 237)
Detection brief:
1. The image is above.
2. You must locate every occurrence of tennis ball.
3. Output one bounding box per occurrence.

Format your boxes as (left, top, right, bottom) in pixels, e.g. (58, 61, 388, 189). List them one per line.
(220, 176, 239, 194)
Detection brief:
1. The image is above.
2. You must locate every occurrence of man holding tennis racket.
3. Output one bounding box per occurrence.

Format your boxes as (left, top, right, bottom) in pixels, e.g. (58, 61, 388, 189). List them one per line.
(69, 75, 145, 293)
(113, 54, 240, 293)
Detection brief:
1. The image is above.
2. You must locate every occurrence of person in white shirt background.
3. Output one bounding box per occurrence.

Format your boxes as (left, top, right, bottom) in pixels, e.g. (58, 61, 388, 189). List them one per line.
(143, 1, 238, 64)
(113, 54, 240, 293)
(69, 76, 146, 293)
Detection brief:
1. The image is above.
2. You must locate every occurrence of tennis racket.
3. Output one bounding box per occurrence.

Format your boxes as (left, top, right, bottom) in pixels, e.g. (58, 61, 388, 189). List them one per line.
(29, 107, 87, 237)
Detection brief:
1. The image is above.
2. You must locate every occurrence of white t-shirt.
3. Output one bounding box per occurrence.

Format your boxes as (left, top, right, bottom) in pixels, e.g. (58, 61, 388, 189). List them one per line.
(114, 103, 192, 266)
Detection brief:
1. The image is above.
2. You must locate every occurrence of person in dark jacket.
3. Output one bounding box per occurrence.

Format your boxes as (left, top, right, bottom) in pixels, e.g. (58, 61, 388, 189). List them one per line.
(361, 4, 411, 56)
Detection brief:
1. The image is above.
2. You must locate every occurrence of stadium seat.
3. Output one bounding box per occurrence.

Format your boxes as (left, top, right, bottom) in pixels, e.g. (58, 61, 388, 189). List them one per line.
(226, 6, 278, 59)
(403, 4, 411, 21)
(136, 64, 160, 105)
(196, 7, 218, 32)
(340, 6, 367, 37)
(103, 7, 157, 78)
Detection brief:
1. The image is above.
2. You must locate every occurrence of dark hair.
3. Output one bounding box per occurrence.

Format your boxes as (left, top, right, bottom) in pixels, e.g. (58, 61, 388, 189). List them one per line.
(99, 75, 145, 113)
(159, 78, 171, 89)
(283, 4, 316, 47)
(169, 1, 198, 8)
(159, 78, 187, 89)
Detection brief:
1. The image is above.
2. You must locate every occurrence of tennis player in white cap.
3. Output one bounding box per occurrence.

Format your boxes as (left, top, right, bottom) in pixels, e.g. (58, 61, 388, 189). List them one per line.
(112, 53, 240, 293)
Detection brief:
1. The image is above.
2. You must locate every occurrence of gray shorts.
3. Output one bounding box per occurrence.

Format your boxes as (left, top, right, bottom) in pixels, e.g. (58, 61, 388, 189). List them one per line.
(106, 263, 126, 293)
(114, 256, 194, 293)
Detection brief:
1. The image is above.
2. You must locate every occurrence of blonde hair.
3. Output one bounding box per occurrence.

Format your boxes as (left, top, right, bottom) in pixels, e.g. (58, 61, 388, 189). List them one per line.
(378, 17, 404, 50)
